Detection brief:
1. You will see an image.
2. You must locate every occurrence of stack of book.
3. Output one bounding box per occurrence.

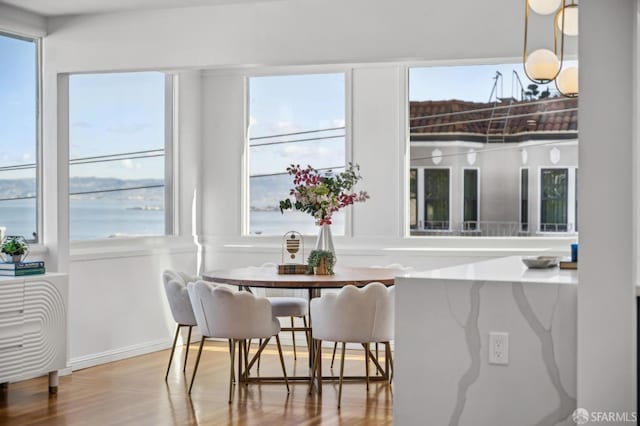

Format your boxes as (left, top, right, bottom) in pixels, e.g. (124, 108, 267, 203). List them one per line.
(0, 261, 46, 276)
(278, 264, 307, 275)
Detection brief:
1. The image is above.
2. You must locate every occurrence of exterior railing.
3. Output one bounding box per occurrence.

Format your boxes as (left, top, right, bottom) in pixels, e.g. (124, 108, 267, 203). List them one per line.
(411, 220, 575, 236)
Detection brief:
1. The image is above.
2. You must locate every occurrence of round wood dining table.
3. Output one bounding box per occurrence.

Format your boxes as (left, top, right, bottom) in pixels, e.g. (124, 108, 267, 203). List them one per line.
(202, 266, 398, 384)
(203, 266, 396, 296)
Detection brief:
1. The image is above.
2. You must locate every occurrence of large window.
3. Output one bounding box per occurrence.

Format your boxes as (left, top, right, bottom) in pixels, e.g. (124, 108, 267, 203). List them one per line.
(408, 63, 578, 236)
(69, 72, 171, 240)
(0, 33, 39, 241)
(247, 73, 346, 236)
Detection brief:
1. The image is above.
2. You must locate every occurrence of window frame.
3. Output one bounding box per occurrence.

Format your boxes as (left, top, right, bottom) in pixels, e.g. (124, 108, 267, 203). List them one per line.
(0, 31, 42, 243)
(519, 167, 530, 233)
(66, 71, 177, 242)
(421, 166, 452, 232)
(242, 68, 352, 237)
(537, 166, 578, 234)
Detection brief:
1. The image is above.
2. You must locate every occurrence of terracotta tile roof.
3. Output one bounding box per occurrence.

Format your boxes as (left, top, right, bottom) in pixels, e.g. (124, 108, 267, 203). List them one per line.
(410, 97, 578, 142)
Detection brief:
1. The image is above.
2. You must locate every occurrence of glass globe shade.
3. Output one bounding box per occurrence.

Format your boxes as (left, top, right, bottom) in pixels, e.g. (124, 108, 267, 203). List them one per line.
(529, 0, 561, 15)
(525, 49, 561, 82)
(557, 6, 579, 36)
(556, 66, 578, 96)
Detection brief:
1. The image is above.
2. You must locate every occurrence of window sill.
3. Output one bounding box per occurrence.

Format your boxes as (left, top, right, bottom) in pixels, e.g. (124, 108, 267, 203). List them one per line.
(70, 235, 198, 262)
(203, 234, 577, 258)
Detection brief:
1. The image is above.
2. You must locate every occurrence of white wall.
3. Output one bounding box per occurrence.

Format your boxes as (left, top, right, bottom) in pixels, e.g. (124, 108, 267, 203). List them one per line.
(578, 0, 637, 416)
(0, 3, 45, 38)
(44, 0, 554, 72)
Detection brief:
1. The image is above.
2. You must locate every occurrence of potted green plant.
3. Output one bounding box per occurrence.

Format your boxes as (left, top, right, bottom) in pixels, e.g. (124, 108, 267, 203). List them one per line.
(306, 250, 335, 275)
(1, 236, 29, 263)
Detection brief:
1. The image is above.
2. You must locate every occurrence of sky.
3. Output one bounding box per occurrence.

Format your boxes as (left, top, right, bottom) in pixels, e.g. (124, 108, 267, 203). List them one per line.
(0, 35, 36, 180)
(69, 71, 165, 180)
(248, 73, 346, 177)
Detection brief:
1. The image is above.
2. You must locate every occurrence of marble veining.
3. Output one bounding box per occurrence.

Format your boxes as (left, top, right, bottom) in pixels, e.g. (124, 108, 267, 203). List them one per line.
(512, 282, 575, 425)
(449, 281, 484, 426)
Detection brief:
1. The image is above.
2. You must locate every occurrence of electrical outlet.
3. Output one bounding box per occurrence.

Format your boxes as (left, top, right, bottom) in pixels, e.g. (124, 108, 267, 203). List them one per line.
(489, 332, 509, 365)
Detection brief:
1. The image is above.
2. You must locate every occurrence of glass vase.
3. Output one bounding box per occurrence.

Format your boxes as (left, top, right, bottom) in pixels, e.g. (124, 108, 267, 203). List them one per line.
(315, 223, 336, 264)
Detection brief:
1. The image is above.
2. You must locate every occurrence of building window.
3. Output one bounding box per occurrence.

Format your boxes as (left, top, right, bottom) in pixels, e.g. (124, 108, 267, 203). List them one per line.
(520, 168, 529, 232)
(463, 169, 479, 230)
(409, 168, 418, 229)
(408, 63, 578, 237)
(0, 33, 39, 241)
(540, 168, 568, 232)
(424, 168, 450, 230)
(68, 72, 172, 241)
(247, 73, 346, 236)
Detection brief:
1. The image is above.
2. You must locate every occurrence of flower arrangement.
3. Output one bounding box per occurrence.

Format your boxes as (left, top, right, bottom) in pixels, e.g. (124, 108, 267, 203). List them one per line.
(279, 163, 369, 225)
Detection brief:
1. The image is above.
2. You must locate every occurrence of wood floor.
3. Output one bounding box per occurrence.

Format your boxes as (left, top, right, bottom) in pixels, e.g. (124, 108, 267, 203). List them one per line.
(0, 341, 393, 425)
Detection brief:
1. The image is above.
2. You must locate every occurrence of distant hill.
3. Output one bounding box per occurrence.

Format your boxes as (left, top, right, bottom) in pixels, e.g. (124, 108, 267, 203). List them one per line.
(0, 175, 293, 207)
(249, 174, 292, 211)
(0, 177, 163, 200)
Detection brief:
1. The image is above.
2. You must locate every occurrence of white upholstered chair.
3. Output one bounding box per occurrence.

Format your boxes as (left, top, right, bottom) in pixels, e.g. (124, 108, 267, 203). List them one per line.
(162, 270, 200, 381)
(187, 280, 289, 402)
(249, 264, 309, 360)
(328, 264, 408, 369)
(309, 282, 394, 408)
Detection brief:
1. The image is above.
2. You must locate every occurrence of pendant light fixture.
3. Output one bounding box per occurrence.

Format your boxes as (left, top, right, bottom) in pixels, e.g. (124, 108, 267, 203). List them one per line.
(523, 0, 578, 97)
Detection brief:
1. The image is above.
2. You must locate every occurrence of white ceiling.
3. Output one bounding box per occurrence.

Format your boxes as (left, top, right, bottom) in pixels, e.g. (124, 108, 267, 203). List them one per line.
(0, 0, 282, 16)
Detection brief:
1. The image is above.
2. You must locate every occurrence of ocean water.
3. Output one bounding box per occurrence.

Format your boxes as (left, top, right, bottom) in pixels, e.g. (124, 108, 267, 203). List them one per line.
(0, 199, 346, 240)
(0, 198, 164, 241)
(249, 210, 345, 236)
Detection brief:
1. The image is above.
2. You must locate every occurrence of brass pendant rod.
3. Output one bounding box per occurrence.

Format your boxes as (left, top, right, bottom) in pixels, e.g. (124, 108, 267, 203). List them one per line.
(555, 1, 579, 97)
(522, 0, 565, 85)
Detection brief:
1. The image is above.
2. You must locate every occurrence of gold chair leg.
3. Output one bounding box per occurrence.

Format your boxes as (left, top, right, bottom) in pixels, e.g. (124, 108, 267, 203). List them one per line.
(330, 342, 338, 369)
(243, 340, 249, 385)
(165, 324, 181, 381)
(229, 339, 236, 403)
(364, 343, 370, 391)
(375, 342, 379, 376)
(388, 342, 394, 383)
(237, 339, 244, 386)
(384, 342, 390, 380)
(183, 326, 193, 373)
(257, 338, 262, 372)
(338, 342, 346, 409)
(302, 317, 310, 353)
(246, 337, 271, 372)
(308, 339, 322, 395)
(275, 335, 290, 393)
(317, 340, 323, 394)
(228, 340, 235, 384)
(188, 337, 205, 394)
(290, 317, 297, 360)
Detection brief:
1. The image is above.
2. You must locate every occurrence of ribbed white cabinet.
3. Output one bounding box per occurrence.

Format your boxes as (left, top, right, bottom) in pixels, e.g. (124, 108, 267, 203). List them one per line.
(0, 273, 68, 393)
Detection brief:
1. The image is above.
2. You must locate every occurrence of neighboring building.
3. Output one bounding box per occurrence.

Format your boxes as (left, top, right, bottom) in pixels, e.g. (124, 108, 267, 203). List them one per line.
(409, 95, 578, 236)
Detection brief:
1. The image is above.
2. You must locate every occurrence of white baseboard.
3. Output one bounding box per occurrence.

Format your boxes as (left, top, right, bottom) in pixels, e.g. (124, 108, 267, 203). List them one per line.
(69, 338, 174, 371)
(67, 332, 393, 373)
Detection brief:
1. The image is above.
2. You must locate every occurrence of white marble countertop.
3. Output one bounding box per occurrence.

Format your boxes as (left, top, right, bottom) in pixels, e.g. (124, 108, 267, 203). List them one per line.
(401, 256, 578, 285)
